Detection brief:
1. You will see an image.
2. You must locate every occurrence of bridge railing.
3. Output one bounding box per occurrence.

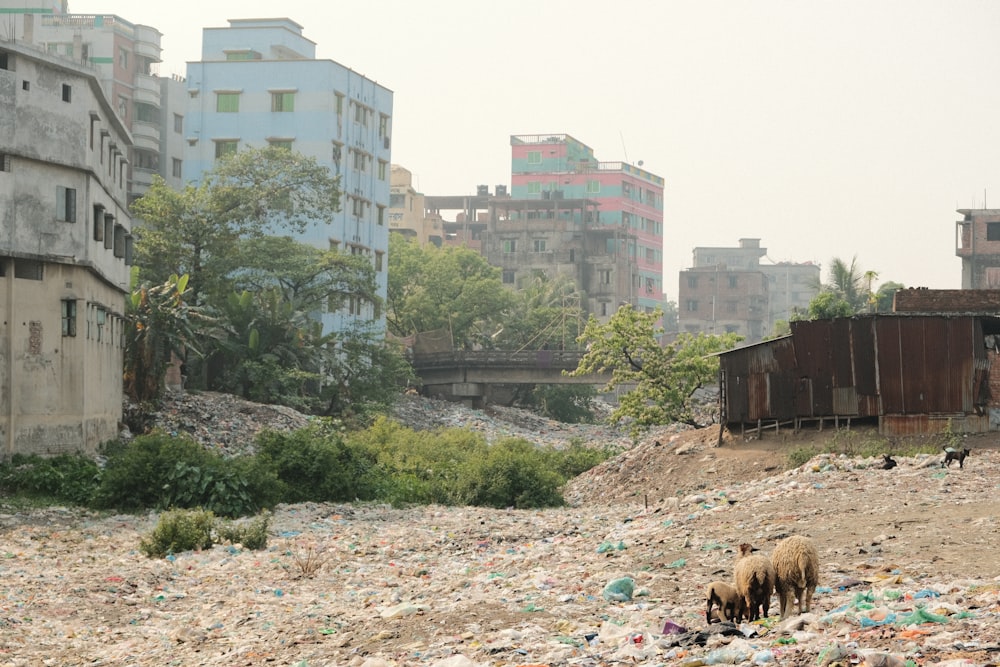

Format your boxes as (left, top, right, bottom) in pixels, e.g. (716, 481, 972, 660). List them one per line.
(410, 350, 586, 370)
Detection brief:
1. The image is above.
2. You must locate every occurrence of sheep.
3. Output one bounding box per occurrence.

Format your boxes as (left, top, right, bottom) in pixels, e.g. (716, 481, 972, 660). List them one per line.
(734, 543, 775, 622)
(705, 580, 742, 623)
(771, 535, 820, 619)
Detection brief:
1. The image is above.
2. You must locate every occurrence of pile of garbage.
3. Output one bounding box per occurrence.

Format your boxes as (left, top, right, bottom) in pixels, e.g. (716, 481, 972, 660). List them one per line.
(2, 445, 998, 665)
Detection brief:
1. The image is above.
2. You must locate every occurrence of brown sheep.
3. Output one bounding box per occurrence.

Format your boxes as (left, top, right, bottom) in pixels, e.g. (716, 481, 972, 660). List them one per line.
(705, 580, 742, 623)
(734, 543, 775, 622)
(771, 535, 820, 619)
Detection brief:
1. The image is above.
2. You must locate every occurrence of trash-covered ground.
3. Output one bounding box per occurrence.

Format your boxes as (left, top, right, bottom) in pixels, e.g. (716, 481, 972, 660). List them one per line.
(3, 393, 1000, 666)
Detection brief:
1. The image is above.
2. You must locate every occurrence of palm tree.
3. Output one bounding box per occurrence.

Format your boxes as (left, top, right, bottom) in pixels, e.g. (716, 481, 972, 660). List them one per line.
(827, 256, 867, 312)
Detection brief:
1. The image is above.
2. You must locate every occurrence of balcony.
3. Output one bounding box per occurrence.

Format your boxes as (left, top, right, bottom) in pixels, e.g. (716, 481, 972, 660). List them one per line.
(133, 73, 161, 107)
(130, 167, 156, 192)
(134, 25, 163, 61)
(131, 121, 160, 151)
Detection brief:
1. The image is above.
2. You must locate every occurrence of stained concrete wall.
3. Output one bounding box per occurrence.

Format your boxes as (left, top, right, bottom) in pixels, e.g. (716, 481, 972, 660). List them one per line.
(0, 42, 131, 456)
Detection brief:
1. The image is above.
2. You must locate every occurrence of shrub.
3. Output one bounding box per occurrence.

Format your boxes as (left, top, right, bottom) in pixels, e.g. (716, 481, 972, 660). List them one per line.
(787, 446, 818, 468)
(545, 438, 614, 478)
(347, 417, 488, 506)
(140, 508, 216, 558)
(215, 511, 270, 551)
(529, 384, 597, 424)
(255, 422, 383, 503)
(459, 438, 566, 509)
(94, 432, 271, 517)
(0, 453, 100, 506)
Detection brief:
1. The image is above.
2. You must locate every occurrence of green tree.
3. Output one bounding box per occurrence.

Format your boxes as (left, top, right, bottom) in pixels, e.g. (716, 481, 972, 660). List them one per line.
(386, 235, 513, 347)
(493, 272, 585, 351)
(807, 291, 855, 320)
(875, 281, 905, 312)
(131, 146, 342, 304)
(123, 271, 216, 403)
(569, 305, 741, 429)
(826, 255, 867, 312)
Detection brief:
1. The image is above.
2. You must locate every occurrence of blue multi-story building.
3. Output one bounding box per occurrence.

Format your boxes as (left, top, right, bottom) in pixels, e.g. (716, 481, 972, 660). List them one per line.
(184, 18, 392, 334)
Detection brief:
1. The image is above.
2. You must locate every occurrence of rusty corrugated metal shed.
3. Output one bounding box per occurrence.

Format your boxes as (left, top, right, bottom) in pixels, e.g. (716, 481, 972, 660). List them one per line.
(718, 314, 1000, 435)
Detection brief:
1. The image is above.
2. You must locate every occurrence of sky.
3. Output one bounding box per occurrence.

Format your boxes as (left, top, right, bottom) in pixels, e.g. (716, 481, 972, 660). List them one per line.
(68, 0, 1000, 298)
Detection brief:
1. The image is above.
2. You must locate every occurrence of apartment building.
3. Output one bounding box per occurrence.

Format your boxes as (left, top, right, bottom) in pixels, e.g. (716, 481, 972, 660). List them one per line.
(0, 1, 185, 200)
(955, 208, 1000, 289)
(0, 40, 133, 455)
(679, 238, 819, 341)
(504, 134, 665, 320)
(184, 18, 393, 335)
(389, 165, 442, 247)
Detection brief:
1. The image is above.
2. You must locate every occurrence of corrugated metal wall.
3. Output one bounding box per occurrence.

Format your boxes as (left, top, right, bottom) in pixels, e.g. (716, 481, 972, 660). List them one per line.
(719, 315, 992, 434)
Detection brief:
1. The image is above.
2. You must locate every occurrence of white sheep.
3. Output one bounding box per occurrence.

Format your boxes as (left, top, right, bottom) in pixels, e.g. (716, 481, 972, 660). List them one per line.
(705, 580, 742, 623)
(771, 534, 820, 619)
(734, 543, 775, 622)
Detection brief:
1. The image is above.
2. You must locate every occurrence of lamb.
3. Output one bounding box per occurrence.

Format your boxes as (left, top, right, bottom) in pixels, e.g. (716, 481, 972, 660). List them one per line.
(734, 543, 775, 622)
(705, 580, 742, 623)
(771, 535, 820, 619)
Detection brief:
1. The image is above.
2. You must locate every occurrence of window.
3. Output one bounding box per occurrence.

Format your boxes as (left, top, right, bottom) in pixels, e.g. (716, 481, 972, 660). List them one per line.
(22, 80, 29, 91)
(646, 278, 655, 293)
(104, 214, 114, 249)
(586, 180, 600, 194)
(61, 84, 71, 102)
(95, 307, 106, 342)
(527, 151, 541, 165)
(92, 204, 105, 241)
(335, 92, 344, 115)
(352, 149, 369, 172)
(378, 160, 387, 180)
(532, 239, 546, 253)
(687, 275, 698, 288)
(988, 222, 1000, 241)
(225, 49, 260, 61)
(172, 158, 182, 178)
(216, 92, 240, 112)
(268, 140, 293, 150)
(173, 113, 183, 133)
(113, 224, 126, 258)
(14, 259, 43, 280)
(599, 269, 611, 285)
(118, 47, 128, 69)
(61, 299, 77, 337)
(527, 182, 541, 195)
(0, 51, 8, 70)
(600, 302, 609, 316)
(374, 251, 384, 272)
(353, 102, 369, 126)
(214, 140, 238, 159)
(379, 114, 389, 138)
(502, 239, 517, 254)
(271, 91, 295, 112)
(728, 276, 738, 289)
(389, 193, 405, 208)
(0, 153, 9, 172)
(56, 186, 76, 222)
(502, 270, 515, 284)
(686, 300, 698, 312)
(117, 96, 127, 121)
(376, 205, 385, 226)
(351, 197, 366, 218)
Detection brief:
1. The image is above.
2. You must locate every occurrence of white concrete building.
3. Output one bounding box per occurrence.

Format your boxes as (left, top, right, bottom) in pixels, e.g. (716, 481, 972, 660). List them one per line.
(0, 40, 132, 456)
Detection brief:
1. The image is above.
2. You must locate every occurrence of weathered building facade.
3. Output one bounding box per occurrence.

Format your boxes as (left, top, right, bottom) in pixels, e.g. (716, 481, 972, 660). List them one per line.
(955, 208, 1000, 289)
(0, 41, 133, 455)
(718, 314, 1000, 436)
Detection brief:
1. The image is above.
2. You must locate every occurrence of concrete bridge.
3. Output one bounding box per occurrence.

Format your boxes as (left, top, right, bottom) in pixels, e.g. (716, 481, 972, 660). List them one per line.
(409, 350, 608, 405)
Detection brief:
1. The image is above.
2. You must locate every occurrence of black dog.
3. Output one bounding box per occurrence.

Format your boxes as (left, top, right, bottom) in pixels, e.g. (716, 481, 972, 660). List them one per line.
(881, 454, 897, 470)
(942, 447, 971, 468)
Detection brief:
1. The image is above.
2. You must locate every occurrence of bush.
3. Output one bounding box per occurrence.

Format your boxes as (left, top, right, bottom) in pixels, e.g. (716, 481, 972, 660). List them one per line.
(255, 422, 383, 503)
(459, 438, 566, 509)
(529, 384, 597, 424)
(347, 417, 488, 506)
(545, 438, 614, 478)
(215, 511, 270, 551)
(140, 508, 271, 558)
(140, 508, 216, 558)
(0, 453, 100, 506)
(94, 432, 271, 517)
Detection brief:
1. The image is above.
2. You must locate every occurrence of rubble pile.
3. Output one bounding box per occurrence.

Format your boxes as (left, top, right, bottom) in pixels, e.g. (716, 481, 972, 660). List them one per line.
(2, 440, 999, 665)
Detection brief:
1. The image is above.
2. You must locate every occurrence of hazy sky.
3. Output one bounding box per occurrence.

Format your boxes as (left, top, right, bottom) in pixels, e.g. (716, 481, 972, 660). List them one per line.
(70, 0, 1000, 296)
